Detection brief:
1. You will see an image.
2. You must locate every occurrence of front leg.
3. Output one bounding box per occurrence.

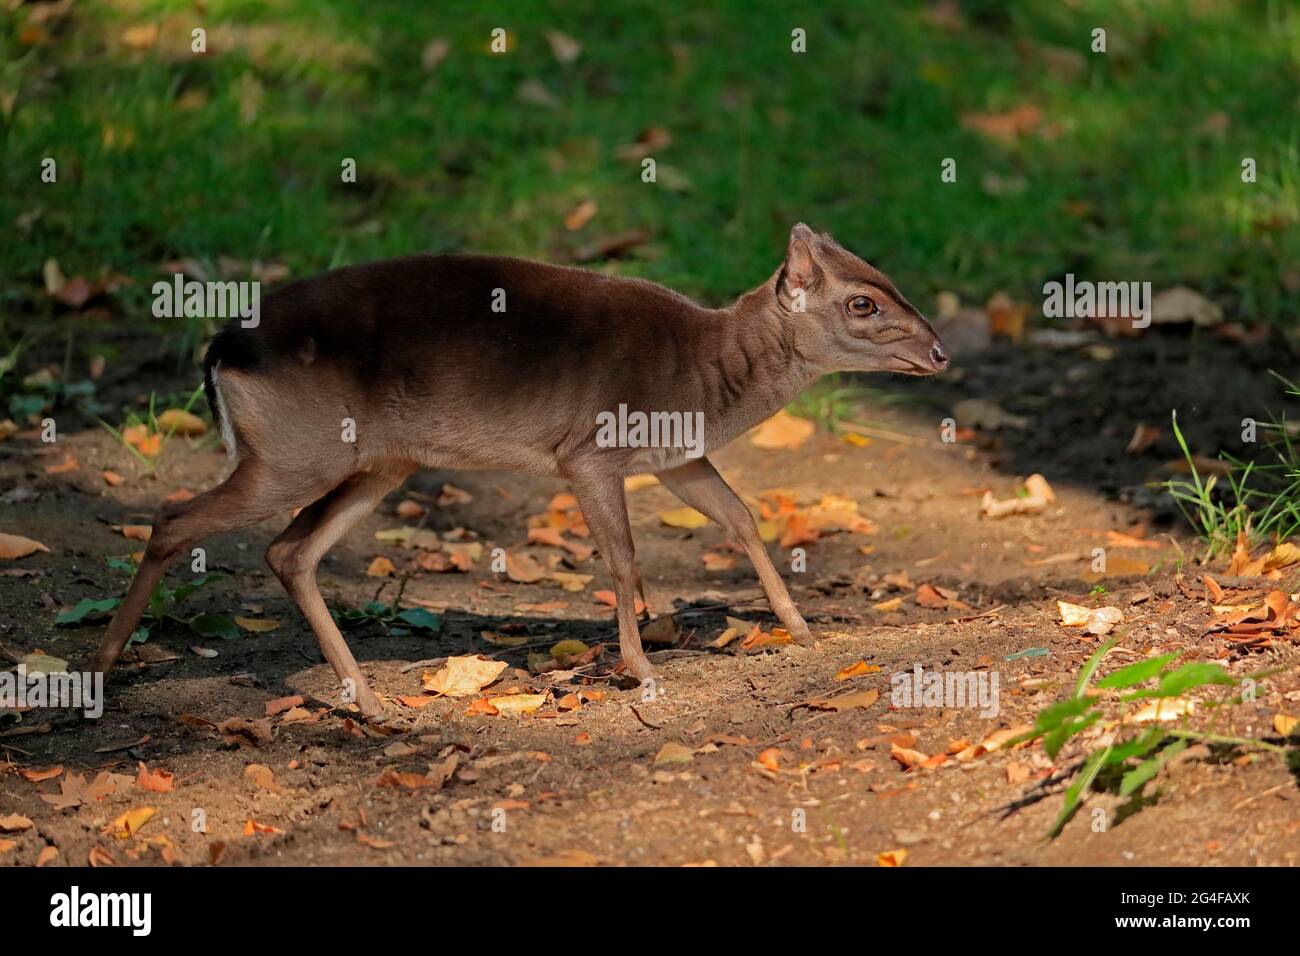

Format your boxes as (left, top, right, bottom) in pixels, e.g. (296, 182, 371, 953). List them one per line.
(656, 457, 812, 643)
(563, 463, 655, 681)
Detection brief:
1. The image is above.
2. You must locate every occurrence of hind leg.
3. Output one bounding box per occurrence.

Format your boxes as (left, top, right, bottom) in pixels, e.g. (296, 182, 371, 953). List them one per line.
(265, 462, 415, 717)
(92, 460, 316, 674)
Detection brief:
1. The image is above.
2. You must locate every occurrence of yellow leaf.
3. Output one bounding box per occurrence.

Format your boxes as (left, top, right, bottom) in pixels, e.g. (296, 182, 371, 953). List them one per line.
(1265, 542, 1300, 571)
(549, 571, 593, 592)
(1057, 601, 1091, 626)
(1274, 714, 1298, 738)
(104, 806, 155, 840)
(422, 656, 508, 698)
(841, 432, 872, 447)
(234, 616, 280, 633)
(488, 693, 547, 716)
(659, 506, 710, 529)
(550, 639, 589, 658)
(156, 409, 207, 436)
(872, 597, 903, 612)
(750, 409, 815, 450)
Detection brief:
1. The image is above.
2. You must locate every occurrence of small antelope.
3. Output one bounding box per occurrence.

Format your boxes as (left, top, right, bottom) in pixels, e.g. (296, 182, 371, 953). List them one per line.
(93, 224, 948, 716)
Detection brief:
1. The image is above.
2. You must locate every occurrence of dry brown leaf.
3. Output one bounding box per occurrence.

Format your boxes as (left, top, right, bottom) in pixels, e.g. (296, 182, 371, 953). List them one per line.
(506, 551, 547, 583)
(19, 766, 63, 783)
(366, 556, 396, 577)
(807, 688, 880, 712)
(422, 656, 508, 698)
(235, 616, 280, 633)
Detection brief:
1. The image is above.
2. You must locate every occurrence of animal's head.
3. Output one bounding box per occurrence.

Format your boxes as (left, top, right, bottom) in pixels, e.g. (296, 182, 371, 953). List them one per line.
(775, 223, 948, 375)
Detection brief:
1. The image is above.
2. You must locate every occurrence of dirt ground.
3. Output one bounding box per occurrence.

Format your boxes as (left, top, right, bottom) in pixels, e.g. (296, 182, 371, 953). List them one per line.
(2, 331, 1298, 868)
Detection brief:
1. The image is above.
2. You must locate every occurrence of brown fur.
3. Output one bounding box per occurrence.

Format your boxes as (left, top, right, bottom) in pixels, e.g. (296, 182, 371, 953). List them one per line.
(94, 224, 947, 715)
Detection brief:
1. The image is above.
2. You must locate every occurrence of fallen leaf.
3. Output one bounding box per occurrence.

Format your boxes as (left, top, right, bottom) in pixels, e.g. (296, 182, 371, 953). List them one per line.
(1129, 697, 1196, 723)
(156, 409, 206, 436)
(654, 742, 695, 766)
(750, 410, 815, 450)
(88, 845, 115, 867)
(103, 806, 155, 840)
(19, 766, 63, 783)
(835, 660, 880, 680)
(659, 506, 710, 529)
(0, 813, 33, 833)
(265, 695, 304, 717)
(876, 848, 909, 867)
(890, 744, 930, 770)
(0, 533, 50, 559)
(488, 693, 548, 716)
(235, 616, 280, 633)
(506, 551, 547, 583)
(422, 656, 508, 698)
(243, 819, 284, 836)
(366, 556, 396, 577)
(806, 688, 880, 712)
(135, 762, 174, 793)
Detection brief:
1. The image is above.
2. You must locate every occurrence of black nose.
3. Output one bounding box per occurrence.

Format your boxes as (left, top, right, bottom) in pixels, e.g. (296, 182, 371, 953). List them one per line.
(930, 343, 950, 370)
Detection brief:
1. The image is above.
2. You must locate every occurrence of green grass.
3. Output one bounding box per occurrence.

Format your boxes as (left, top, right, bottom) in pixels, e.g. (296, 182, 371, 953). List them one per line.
(1, 0, 1297, 384)
(1166, 374, 1300, 555)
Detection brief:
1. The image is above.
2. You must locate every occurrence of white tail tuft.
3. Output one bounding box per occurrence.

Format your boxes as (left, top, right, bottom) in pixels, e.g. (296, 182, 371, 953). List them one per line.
(211, 363, 238, 460)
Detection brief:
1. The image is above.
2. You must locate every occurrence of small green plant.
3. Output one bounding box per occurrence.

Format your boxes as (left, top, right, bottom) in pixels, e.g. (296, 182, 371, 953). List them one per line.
(331, 575, 443, 636)
(1089, 584, 1107, 597)
(786, 375, 918, 435)
(1014, 635, 1284, 838)
(1165, 375, 1300, 555)
(55, 557, 234, 642)
(97, 386, 210, 471)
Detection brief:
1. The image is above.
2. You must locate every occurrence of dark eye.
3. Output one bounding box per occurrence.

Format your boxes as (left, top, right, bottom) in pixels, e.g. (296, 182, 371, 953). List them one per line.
(847, 295, 878, 316)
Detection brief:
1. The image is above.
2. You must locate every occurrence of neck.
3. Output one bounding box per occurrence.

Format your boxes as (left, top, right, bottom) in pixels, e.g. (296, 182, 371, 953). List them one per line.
(697, 274, 823, 447)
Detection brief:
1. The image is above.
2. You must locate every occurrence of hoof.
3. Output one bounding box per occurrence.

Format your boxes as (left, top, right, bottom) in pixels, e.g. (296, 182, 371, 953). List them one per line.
(356, 691, 385, 720)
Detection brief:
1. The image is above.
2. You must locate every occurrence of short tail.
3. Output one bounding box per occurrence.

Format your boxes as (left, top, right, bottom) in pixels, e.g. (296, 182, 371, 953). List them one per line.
(203, 328, 260, 460)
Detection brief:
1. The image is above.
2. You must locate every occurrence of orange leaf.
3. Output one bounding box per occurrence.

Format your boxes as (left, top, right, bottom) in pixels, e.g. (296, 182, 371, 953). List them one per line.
(135, 762, 174, 793)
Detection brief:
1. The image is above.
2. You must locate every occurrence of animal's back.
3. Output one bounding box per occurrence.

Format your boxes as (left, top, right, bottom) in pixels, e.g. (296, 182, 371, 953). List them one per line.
(204, 254, 709, 474)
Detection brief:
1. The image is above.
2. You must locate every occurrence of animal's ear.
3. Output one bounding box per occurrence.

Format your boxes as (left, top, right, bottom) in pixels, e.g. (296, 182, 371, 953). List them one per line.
(778, 223, 821, 312)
